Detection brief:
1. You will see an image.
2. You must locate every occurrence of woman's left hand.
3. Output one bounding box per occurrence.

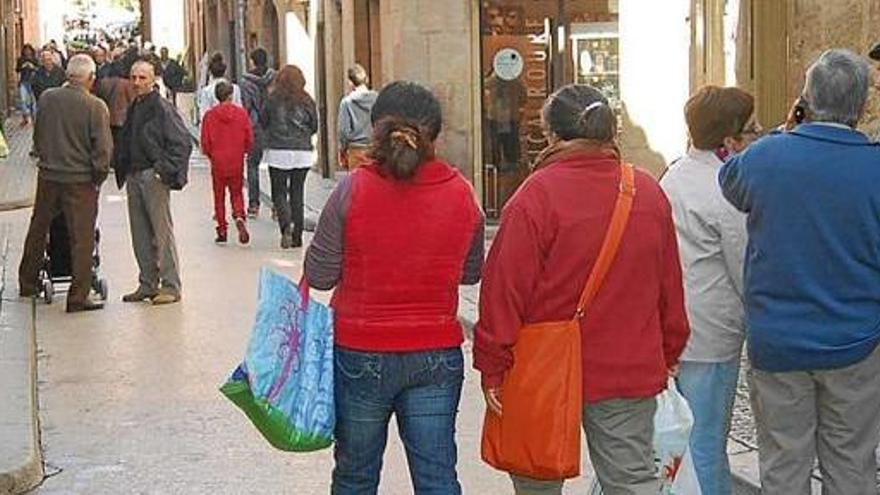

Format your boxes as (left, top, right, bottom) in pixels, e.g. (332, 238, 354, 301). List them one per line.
(483, 386, 503, 416)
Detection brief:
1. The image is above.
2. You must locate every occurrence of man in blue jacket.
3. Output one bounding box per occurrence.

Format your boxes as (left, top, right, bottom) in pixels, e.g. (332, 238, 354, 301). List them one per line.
(720, 49, 880, 493)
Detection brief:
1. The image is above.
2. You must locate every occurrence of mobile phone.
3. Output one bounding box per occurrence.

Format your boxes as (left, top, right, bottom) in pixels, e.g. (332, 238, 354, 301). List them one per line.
(794, 105, 806, 125)
(793, 96, 808, 125)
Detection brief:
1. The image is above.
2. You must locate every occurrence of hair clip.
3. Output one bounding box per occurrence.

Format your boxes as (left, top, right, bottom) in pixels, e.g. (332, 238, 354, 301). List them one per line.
(390, 129, 419, 150)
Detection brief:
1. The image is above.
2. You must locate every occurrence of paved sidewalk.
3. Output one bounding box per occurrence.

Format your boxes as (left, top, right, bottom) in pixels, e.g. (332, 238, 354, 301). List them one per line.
(0, 121, 38, 211)
(0, 211, 43, 494)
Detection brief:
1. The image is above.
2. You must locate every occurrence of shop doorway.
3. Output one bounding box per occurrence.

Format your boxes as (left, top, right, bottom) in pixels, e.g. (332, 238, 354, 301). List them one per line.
(352, 0, 382, 88)
(479, 0, 619, 218)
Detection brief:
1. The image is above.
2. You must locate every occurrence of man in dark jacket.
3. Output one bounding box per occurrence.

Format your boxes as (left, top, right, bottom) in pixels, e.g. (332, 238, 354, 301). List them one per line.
(159, 47, 187, 106)
(32, 49, 66, 101)
(239, 47, 276, 218)
(116, 59, 192, 306)
(19, 54, 112, 313)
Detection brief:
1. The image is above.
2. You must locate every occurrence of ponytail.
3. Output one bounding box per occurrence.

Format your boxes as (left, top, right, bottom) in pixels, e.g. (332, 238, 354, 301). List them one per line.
(576, 101, 617, 142)
(543, 84, 618, 142)
(367, 81, 443, 181)
(370, 118, 433, 180)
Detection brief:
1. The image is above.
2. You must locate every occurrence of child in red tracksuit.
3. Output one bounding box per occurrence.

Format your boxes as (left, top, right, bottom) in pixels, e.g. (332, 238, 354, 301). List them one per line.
(200, 81, 254, 244)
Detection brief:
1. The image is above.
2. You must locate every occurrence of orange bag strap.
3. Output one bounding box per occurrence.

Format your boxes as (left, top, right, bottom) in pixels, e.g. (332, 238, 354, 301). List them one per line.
(574, 163, 636, 319)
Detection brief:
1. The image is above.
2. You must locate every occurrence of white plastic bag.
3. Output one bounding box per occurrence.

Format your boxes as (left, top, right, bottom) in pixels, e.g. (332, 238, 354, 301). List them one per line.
(0, 130, 8, 159)
(670, 448, 702, 495)
(654, 378, 694, 493)
(588, 380, 695, 494)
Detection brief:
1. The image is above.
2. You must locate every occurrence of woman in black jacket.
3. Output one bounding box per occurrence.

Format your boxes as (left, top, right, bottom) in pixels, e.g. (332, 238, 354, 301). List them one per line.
(259, 64, 318, 249)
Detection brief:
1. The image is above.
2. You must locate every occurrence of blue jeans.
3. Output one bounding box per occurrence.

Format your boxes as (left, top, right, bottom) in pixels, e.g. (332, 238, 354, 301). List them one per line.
(676, 359, 740, 495)
(246, 142, 263, 209)
(19, 82, 36, 118)
(332, 346, 464, 495)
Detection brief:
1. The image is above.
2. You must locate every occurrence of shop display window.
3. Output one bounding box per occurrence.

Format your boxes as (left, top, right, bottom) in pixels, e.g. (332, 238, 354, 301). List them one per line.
(480, 1, 620, 218)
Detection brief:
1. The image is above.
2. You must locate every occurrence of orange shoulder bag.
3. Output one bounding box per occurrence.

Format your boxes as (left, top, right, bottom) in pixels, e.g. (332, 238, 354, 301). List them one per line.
(481, 162, 636, 480)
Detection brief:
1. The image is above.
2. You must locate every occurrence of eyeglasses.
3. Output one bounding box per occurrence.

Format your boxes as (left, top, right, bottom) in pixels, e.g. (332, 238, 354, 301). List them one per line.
(739, 119, 763, 137)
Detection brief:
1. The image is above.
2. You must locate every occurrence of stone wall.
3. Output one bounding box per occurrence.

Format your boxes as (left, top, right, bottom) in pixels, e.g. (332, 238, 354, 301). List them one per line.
(379, 0, 478, 179)
(787, 0, 880, 134)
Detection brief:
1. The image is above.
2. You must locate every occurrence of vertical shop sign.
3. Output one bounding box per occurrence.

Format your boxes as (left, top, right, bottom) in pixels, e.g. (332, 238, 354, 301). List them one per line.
(523, 24, 549, 164)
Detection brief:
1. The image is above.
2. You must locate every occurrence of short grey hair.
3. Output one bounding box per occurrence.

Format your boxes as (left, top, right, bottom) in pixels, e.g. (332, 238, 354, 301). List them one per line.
(66, 54, 96, 80)
(803, 49, 871, 127)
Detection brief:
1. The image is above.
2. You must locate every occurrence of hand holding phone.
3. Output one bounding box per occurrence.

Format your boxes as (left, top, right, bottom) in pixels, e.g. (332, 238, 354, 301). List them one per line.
(783, 97, 808, 131)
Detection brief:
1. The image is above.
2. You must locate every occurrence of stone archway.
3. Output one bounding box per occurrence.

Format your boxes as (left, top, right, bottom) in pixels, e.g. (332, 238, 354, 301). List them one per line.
(262, 0, 280, 68)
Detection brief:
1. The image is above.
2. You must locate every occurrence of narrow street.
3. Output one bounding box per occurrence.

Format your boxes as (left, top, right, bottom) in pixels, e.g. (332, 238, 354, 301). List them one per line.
(16, 155, 594, 493)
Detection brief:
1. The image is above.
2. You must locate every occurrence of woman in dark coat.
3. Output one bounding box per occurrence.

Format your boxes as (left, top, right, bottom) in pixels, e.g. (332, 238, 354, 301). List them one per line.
(259, 65, 318, 248)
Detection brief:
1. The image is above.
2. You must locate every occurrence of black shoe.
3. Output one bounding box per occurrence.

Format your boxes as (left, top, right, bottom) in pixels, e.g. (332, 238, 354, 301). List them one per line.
(215, 229, 228, 244)
(281, 233, 293, 249)
(66, 299, 105, 313)
(235, 218, 250, 245)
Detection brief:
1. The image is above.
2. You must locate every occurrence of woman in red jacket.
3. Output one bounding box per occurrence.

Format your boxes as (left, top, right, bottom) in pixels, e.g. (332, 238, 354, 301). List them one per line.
(474, 84, 689, 493)
(200, 81, 253, 244)
(304, 81, 484, 494)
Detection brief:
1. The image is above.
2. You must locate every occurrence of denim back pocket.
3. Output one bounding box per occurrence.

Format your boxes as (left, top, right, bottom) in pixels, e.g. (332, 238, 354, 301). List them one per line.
(334, 348, 382, 381)
(422, 348, 464, 389)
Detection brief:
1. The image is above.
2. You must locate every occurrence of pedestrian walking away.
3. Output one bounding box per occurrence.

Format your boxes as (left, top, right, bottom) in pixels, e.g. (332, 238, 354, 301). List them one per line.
(160, 47, 187, 106)
(18, 54, 113, 313)
(240, 47, 276, 218)
(115, 58, 193, 306)
(260, 64, 318, 249)
(197, 53, 242, 126)
(473, 84, 689, 494)
(660, 85, 759, 494)
(719, 49, 880, 494)
(15, 43, 39, 126)
(201, 81, 253, 245)
(305, 80, 485, 495)
(337, 64, 377, 170)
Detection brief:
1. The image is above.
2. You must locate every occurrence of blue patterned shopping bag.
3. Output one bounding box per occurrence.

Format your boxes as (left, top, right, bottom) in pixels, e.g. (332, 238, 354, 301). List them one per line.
(221, 268, 335, 451)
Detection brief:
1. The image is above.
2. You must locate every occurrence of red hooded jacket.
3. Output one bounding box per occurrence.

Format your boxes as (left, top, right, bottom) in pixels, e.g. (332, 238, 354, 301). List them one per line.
(200, 102, 253, 177)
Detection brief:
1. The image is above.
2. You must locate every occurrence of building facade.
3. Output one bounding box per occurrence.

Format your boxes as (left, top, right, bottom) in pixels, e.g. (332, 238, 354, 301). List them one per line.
(1, 0, 40, 116)
(316, 0, 880, 217)
(191, 0, 310, 79)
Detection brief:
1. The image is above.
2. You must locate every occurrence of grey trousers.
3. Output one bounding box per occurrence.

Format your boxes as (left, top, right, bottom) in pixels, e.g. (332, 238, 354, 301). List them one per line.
(512, 398, 660, 495)
(750, 344, 880, 494)
(126, 169, 181, 295)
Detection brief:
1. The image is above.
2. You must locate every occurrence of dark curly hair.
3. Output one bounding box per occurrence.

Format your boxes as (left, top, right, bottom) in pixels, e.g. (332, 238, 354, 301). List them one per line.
(368, 81, 442, 180)
(208, 52, 227, 78)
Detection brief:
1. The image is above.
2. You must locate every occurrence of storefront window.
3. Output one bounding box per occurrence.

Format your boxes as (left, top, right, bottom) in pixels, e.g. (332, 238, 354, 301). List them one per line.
(480, 1, 620, 218)
(572, 22, 620, 110)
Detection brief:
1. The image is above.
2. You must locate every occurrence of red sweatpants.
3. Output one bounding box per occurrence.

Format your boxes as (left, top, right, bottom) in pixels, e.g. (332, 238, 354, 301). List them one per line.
(212, 171, 245, 231)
